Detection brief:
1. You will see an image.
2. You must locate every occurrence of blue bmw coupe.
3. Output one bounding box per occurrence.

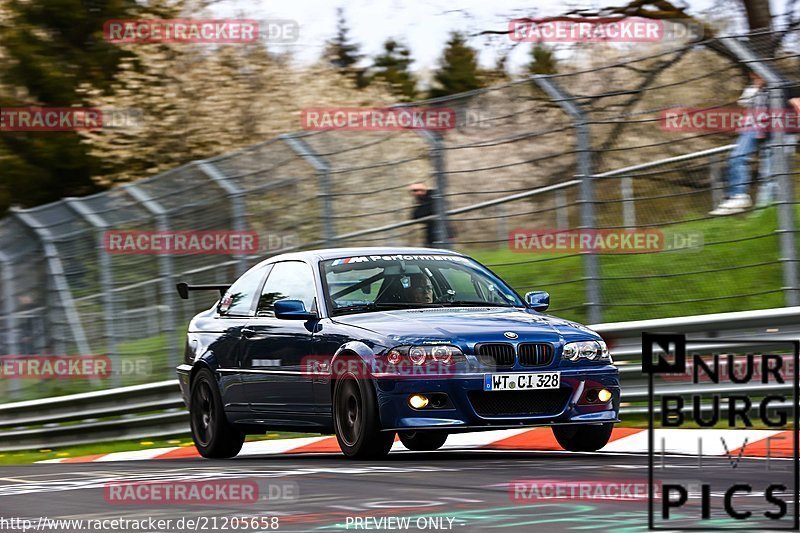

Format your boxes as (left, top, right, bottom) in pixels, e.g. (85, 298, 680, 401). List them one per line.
(176, 247, 620, 459)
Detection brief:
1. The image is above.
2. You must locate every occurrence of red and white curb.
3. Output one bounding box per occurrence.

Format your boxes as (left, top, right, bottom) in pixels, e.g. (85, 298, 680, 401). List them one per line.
(38, 428, 793, 464)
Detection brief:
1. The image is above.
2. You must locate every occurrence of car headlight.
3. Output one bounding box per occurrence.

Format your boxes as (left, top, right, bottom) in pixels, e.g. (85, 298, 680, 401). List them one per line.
(431, 345, 453, 364)
(562, 340, 612, 363)
(384, 345, 465, 366)
(409, 346, 427, 366)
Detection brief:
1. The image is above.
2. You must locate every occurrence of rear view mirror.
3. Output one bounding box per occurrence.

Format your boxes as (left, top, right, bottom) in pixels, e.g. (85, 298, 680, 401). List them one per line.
(274, 299, 317, 320)
(524, 291, 550, 312)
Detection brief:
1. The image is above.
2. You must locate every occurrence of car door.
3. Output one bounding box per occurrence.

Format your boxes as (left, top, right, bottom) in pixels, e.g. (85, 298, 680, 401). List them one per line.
(239, 260, 318, 414)
(214, 263, 271, 410)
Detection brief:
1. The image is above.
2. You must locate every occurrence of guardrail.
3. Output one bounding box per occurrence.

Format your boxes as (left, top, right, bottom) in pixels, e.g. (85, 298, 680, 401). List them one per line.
(0, 380, 186, 451)
(0, 305, 798, 451)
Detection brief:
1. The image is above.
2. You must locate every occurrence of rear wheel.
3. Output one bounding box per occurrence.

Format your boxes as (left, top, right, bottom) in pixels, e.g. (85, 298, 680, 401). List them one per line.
(190, 368, 245, 459)
(333, 366, 394, 459)
(552, 423, 613, 452)
(399, 431, 448, 451)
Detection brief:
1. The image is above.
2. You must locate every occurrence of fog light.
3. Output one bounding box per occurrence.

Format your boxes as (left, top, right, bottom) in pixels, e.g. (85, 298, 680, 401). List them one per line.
(598, 389, 612, 403)
(409, 394, 429, 409)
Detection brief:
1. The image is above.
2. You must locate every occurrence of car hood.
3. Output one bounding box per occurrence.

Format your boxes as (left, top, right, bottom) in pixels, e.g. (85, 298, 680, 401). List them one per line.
(332, 306, 600, 345)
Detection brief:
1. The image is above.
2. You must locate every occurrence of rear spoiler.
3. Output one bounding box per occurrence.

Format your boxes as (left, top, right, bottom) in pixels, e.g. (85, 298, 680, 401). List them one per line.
(176, 282, 229, 300)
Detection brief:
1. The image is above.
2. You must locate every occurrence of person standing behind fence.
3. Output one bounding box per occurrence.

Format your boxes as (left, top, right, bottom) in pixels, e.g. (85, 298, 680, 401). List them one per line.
(409, 182, 437, 247)
(710, 72, 768, 216)
(754, 84, 800, 207)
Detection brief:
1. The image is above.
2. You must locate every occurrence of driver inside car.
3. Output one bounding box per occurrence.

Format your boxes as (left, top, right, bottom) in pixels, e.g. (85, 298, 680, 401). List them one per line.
(406, 273, 434, 304)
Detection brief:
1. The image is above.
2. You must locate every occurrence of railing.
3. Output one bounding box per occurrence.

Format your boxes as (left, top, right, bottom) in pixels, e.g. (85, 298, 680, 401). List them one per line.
(1, 306, 796, 451)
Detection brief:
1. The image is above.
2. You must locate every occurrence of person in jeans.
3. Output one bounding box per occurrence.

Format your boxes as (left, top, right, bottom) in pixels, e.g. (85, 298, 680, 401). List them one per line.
(753, 86, 800, 207)
(710, 73, 768, 215)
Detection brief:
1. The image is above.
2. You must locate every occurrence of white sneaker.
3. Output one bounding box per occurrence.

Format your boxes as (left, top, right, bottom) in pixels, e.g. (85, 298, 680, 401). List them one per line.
(709, 194, 752, 215)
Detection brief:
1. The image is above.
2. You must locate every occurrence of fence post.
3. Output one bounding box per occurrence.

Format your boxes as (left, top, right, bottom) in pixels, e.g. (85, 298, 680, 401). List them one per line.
(0, 255, 17, 356)
(123, 184, 180, 373)
(280, 134, 335, 246)
(196, 161, 250, 275)
(496, 203, 508, 245)
(621, 176, 636, 228)
(710, 157, 724, 209)
(722, 37, 799, 306)
(769, 86, 799, 305)
(555, 189, 568, 229)
(64, 198, 121, 387)
(534, 75, 601, 323)
(0, 253, 19, 399)
(417, 129, 451, 248)
(11, 209, 91, 356)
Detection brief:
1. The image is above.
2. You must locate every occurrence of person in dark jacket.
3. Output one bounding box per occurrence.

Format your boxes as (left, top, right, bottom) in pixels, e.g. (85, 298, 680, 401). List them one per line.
(409, 182, 437, 246)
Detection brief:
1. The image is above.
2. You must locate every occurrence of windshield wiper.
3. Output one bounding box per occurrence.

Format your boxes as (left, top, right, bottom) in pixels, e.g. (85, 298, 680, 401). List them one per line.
(437, 300, 517, 307)
(332, 303, 378, 314)
(332, 302, 445, 315)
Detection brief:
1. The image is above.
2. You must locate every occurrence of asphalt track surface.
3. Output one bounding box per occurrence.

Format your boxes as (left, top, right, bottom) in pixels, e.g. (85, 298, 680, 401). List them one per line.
(0, 449, 796, 533)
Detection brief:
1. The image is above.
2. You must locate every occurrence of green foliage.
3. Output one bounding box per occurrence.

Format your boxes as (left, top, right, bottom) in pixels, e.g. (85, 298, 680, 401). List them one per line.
(527, 44, 558, 75)
(325, 7, 367, 88)
(0, 0, 147, 214)
(429, 32, 484, 98)
(370, 39, 417, 101)
(468, 206, 787, 326)
(0, 433, 315, 464)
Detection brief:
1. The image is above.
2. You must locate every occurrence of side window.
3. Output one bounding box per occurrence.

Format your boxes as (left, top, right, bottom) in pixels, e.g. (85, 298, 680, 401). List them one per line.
(257, 261, 316, 317)
(219, 265, 269, 316)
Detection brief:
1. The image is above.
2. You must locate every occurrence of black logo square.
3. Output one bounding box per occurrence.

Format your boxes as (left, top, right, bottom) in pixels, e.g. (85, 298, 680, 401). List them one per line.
(643, 332, 686, 374)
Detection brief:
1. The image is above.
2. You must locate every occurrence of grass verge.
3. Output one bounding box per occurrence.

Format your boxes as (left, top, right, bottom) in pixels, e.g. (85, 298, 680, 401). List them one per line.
(0, 432, 315, 465)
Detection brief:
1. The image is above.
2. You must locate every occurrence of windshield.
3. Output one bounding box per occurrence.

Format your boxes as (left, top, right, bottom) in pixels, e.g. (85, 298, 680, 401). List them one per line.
(321, 254, 524, 315)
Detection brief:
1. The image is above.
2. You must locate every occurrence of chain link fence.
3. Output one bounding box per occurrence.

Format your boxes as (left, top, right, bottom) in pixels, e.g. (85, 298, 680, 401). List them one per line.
(1, 30, 798, 400)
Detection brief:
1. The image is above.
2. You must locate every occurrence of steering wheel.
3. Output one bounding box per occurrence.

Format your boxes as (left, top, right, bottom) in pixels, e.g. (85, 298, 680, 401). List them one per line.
(434, 289, 456, 304)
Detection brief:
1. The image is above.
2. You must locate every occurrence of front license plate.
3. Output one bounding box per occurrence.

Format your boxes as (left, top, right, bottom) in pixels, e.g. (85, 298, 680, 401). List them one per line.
(483, 372, 560, 391)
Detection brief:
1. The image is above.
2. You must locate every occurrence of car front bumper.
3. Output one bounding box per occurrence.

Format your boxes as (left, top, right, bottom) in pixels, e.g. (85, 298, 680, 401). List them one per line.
(374, 366, 620, 432)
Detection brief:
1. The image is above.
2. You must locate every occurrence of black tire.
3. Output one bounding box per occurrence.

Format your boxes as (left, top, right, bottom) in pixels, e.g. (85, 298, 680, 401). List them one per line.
(399, 431, 448, 451)
(190, 368, 245, 459)
(333, 365, 394, 459)
(552, 423, 614, 452)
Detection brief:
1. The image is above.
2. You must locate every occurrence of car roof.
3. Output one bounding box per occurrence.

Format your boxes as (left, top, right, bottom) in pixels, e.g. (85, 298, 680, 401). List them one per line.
(257, 246, 464, 265)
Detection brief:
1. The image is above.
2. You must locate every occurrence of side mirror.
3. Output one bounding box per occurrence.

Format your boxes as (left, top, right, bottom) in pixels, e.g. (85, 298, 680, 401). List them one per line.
(524, 291, 550, 312)
(274, 299, 317, 320)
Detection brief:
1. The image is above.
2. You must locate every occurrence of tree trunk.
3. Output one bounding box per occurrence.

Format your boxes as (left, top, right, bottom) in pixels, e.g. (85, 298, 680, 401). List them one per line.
(742, 0, 774, 57)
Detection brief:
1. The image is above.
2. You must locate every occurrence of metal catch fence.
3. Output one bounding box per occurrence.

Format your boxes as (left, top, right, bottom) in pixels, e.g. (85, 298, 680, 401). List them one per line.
(0, 29, 798, 401)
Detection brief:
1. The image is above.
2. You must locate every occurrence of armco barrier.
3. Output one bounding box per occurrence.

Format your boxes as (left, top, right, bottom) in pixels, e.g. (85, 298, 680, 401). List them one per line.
(0, 306, 798, 451)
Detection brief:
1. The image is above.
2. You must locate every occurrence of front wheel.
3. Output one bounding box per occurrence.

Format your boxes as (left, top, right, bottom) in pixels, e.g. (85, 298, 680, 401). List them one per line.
(190, 368, 245, 459)
(333, 369, 394, 459)
(399, 431, 448, 451)
(552, 423, 613, 452)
